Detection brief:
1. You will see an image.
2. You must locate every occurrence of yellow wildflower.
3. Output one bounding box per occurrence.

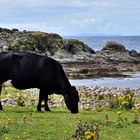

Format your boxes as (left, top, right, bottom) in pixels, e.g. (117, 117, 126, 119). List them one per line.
(85, 131, 92, 135)
(132, 107, 138, 113)
(128, 95, 132, 100)
(85, 131, 95, 139)
(34, 96, 38, 100)
(118, 96, 123, 102)
(85, 135, 91, 139)
(90, 132, 96, 137)
(117, 111, 122, 115)
(7, 118, 10, 122)
(122, 95, 126, 100)
(5, 136, 8, 140)
(23, 94, 27, 98)
(20, 100, 24, 103)
(122, 101, 128, 105)
(134, 110, 138, 113)
(16, 93, 20, 97)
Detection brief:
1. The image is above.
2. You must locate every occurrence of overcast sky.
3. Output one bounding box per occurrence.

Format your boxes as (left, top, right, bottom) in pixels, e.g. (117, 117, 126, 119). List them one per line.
(0, 0, 140, 36)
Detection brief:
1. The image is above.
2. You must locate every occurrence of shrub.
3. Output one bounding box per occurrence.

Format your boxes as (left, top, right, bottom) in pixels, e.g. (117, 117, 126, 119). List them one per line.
(131, 107, 139, 124)
(118, 89, 135, 110)
(73, 121, 99, 140)
(16, 92, 28, 106)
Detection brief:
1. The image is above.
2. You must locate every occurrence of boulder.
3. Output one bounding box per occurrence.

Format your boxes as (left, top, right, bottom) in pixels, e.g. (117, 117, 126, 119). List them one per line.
(102, 41, 126, 52)
(63, 39, 95, 54)
(129, 49, 139, 57)
(11, 28, 19, 33)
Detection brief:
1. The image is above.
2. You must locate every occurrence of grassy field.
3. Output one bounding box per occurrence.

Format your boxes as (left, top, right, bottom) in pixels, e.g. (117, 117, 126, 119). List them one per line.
(0, 106, 140, 140)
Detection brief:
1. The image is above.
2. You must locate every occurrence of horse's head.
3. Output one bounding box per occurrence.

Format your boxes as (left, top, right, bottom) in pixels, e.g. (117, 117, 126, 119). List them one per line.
(64, 86, 79, 114)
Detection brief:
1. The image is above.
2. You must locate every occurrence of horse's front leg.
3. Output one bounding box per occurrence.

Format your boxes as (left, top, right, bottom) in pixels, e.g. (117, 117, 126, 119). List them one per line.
(44, 94, 50, 112)
(37, 90, 43, 111)
(0, 85, 3, 111)
(37, 89, 50, 112)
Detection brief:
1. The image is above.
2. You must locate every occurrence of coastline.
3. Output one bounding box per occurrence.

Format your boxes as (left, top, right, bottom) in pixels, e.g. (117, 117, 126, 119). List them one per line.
(69, 72, 140, 88)
(0, 28, 140, 79)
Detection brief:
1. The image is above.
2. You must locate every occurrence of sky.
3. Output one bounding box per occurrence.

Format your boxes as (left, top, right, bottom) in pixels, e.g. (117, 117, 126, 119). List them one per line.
(0, 0, 140, 36)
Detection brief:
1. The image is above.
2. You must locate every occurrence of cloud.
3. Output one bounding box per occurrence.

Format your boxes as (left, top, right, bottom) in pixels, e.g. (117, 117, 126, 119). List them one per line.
(0, 0, 140, 35)
(106, 22, 112, 28)
(92, 1, 120, 7)
(0, 0, 94, 8)
(0, 22, 64, 33)
(70, 18, 96, 28)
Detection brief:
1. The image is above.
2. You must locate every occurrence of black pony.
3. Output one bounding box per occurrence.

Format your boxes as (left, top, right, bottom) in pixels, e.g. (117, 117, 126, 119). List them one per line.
(0, 52, 79, 113)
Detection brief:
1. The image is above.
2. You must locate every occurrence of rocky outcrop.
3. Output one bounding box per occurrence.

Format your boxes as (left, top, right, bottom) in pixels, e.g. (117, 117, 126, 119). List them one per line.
(101, 41, 126, 52)
(63, 39, 95, 54)
(0, 28, 95, 59)
(129, 49, 140, 57)
(0, 28, 63, 55)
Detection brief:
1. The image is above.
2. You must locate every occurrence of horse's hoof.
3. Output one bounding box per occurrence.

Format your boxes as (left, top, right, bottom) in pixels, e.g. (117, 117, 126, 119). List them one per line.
(37, 110, 42, 112)
(45, 109, 51, 112)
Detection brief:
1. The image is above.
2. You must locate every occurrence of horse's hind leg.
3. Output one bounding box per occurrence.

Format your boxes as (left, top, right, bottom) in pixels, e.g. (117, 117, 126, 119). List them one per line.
(0, 85, 3, 111)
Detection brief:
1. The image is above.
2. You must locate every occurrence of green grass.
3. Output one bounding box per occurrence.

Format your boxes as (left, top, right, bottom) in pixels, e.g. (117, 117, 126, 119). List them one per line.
(0, 106, 140, 140)
(1, 87, 140, 139)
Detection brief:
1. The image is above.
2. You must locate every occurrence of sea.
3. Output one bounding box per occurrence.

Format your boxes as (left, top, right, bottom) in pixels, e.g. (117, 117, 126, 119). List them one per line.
(64, 36, 140, 88)
(64, 36, 140, 52)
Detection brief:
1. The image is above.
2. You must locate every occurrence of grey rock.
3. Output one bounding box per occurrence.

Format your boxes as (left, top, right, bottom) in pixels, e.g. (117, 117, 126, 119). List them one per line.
(102, 41, 126, 52)
(63, 39, 95, 54)
(129, 49, 139, 57)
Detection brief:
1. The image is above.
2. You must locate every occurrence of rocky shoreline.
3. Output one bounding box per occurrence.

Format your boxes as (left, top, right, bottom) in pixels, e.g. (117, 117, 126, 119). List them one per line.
(0, 28, 140, 79)
(1, 86, 140, 110)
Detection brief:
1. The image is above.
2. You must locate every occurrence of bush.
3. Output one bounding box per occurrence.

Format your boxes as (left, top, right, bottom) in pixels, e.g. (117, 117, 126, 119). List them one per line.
(16, 92, 28, 106)
(73, 121, 100, 140)
(118, 89, 135, 110)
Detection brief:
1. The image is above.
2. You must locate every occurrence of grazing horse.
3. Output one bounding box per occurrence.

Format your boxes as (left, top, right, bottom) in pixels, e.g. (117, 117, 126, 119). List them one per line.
(0, 52, 79, 113)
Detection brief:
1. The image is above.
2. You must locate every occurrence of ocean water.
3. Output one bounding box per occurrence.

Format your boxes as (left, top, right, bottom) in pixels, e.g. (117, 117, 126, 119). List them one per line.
(64, 36, 140, 52)
(70, 72, 140, 88)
